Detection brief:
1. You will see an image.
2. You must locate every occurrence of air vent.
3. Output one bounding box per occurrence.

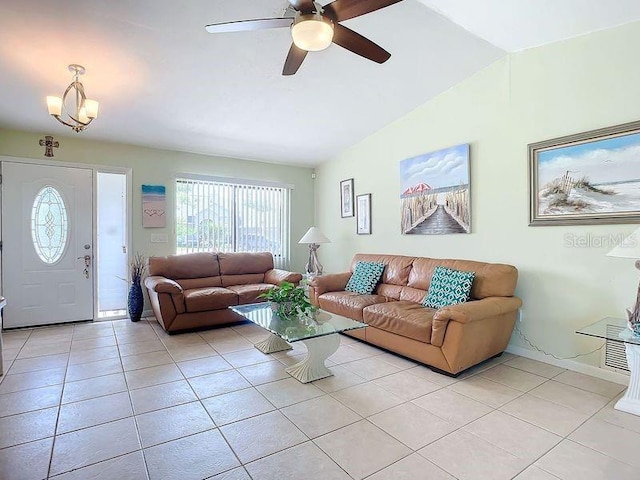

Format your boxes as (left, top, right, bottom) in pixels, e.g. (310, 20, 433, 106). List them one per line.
(602, 324, 630, 373)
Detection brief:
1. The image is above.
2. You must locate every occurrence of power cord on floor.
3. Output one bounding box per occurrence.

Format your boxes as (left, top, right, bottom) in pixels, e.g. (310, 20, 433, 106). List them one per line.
(514, 323, 604, 360)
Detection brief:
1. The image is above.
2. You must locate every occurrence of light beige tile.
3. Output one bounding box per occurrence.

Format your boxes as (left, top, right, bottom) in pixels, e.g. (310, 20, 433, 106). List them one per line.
(236, 360, 290, 385)
(231, 322, 268, 337)
(275, 353, 310, 367)
(116, 331, 159, 345)
(375, 352, 418, 370)
(257, 378, 324, 408)
(220, 411, 308, 463)
(222, 348, 272, 368)
(369, 402, 457, 450)
(535, 440, 637, 480)
(332, 382, 404, 417)
(500, 394, 590, 436)
(130, 379, 198, 414)
(313, 365, 367, 393)
(406, 365, 458, 386)
(8, 353, 68, 374)
(136, 400, 215, 447)
(166, 343, 217, 362)
(50, 417, 141, 476)
(52, 451, 148, 480)
(144, 429, 240, 480)
(367, 453, 455, 480)
(245, 441, 351, 480)
(68, 346, 120, 365)
(117, 339, 166, 357)
(419, 430, 528, 480)
(480, 364, 548, 392)
(412, 388, 492, 427)
(65, 357, 123, 382)
(505, 357, 566, 378)
(210, 467, 252, 480)
(161, 333, 207, 347)
(72, 323, 115, 340)
(529, 380, 610, 415)
(594, 394, 640, 434)
(347, 341, 384, 357)
(373, 371, 442, 400)
(17, 341, 71, 359)
(71, 335, 117, 351)
(125, 363, 184, 390)
(340, 357, 401, 380)
(57, 391, 133, 434)
(0, 407, 58, 449)
(327, 345, 372, 364)
(553, 370, 626, 399)
(569, 418, 640, 467)
(0, 437, 53, 480)
(188, 370, 252, 399)
(448, 376, 522, 408)
(121, 350, 173, 372)
(464, 410, 561, 462)
(0, 383, 62, 417)
(200, 328, 245, 343)
(62, 373, 127, 404)
(0, 367, 66, 394)
(177, 355, 232, 378)
(514, 466, 561, 480)
(282, 394, 361, 438)
(202, 387, 275, 426)
(271, 342, 307, 359)
(208, 337, 256, 354)
(315, 420, 411, 480)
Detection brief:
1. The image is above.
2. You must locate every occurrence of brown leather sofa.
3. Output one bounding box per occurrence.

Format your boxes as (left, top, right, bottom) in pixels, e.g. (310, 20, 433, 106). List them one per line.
(309, 254, 521, 376)
(145, 252, 302, 333)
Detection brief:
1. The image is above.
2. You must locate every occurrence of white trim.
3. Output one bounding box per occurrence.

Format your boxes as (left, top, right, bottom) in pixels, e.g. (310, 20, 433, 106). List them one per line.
(176, 172, 295, 190)
(506, 344, 630, 386)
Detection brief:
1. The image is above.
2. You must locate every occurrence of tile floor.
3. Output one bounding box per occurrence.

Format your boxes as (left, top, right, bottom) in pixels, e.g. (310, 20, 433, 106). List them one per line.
(0, 317, 639, 479)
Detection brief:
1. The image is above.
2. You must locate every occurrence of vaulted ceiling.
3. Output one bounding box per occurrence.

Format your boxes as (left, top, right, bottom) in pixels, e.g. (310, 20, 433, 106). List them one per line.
(1, 1, 639, 166)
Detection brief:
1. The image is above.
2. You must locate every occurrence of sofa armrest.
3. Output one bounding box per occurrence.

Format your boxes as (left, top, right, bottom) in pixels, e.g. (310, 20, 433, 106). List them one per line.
(264, 269, 303, 285)
(308, 272, 352, 305)
(144, 276, 183, 294)
(431, 297, 522, 346)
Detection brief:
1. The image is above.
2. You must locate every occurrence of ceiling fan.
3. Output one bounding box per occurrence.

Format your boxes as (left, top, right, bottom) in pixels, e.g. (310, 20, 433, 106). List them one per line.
(205, 0, 404, 76)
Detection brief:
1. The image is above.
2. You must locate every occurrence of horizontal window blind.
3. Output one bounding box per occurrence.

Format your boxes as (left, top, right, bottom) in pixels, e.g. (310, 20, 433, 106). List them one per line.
(175, 177, 291, 269)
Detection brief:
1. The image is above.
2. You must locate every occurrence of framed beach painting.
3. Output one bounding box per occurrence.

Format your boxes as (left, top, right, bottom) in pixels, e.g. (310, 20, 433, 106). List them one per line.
(529, 120, 640, 225)
(340, 178, 354, 218)
(142, 184, 166, 228)
(356, 193, 371, 235)
(400, 144, 470, 235)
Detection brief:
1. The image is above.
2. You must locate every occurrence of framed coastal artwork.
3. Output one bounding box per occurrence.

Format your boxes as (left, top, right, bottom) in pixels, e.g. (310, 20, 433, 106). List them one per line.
(340, 178, 354, 217)
(529, 120, 640, 225)
(400, 144, 470, 235)
(142, 184, 166, 228)
(356, 193, 371, 235)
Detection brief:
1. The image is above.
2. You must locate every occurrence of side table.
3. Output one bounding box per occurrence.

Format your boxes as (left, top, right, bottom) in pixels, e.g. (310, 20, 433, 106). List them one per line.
(577, 317, 640, 416)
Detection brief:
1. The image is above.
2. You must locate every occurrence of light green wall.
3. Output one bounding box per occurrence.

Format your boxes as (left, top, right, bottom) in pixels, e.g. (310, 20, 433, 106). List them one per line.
(315, 21, 640, 367)
(0, 129, 315, 275)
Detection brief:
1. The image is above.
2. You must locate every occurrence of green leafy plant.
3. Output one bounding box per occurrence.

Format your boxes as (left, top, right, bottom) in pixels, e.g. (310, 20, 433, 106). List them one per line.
(259, 281, 317, 318)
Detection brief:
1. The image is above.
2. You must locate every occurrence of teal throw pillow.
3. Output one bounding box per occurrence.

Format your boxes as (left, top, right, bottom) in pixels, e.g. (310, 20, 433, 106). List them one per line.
(345, 261, 385, 295)
(422, 266, 475, 309)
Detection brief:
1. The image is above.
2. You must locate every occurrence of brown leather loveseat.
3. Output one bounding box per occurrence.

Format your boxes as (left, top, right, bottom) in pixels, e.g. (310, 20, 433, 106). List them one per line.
(310, 254, 521, 376)
(145, 252, 302, 333)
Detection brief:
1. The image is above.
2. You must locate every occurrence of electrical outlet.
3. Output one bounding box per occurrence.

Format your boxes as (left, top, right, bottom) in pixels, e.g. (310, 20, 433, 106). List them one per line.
(150, 233, 168, 243)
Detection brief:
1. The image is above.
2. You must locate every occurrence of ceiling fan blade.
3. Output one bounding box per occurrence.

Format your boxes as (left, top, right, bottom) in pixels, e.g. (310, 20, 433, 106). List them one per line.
(288, 0, 315, 13)
(282, 43, 308, 76)
(205, 17, 292, 34)
(324, 0, 403, 22)
(332, 23, 390, 63)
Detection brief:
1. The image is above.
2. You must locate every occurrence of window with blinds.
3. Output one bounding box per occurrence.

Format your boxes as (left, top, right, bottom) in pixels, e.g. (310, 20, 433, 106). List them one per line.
(175, 177, 291, 268)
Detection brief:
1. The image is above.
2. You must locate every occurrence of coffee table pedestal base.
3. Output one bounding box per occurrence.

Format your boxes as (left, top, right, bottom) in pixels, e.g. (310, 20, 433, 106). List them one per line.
(615, 343, 640, 416)
(254, 333, 293, 354)
(286, 333, 340, 383)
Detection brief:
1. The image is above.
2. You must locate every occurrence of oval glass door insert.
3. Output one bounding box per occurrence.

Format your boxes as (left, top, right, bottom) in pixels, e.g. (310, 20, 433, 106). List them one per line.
(31, 186, 69, 264)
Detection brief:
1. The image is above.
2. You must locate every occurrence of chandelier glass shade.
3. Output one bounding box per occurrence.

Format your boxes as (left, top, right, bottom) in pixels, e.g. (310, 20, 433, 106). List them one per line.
(46, 64, 99, 133)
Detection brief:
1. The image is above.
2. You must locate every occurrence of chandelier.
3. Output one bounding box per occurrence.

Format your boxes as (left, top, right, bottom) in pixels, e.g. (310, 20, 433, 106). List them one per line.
(46, 64, 99, 133)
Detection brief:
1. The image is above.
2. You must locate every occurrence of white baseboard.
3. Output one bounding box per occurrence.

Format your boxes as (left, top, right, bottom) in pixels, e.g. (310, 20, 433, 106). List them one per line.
(506, 344, 629, 386)
(142, 309, 154, 318)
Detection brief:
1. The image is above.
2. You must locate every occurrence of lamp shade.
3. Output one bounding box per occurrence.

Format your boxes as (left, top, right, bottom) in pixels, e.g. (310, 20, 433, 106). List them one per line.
(299, 227, 330, 244)
(607, 227, 640, 258)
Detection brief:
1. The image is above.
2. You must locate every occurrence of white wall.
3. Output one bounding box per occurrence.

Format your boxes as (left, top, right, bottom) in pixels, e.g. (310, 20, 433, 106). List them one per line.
(314, 21, 640, 367)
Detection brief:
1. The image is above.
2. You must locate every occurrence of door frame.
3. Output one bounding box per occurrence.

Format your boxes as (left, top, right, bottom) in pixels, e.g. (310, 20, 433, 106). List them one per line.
(0, 155, 133, 323)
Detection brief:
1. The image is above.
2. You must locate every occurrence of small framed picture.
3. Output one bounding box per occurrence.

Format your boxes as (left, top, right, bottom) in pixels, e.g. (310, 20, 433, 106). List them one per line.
(356, 193, 372, 234)
(340, 178, 354, 218)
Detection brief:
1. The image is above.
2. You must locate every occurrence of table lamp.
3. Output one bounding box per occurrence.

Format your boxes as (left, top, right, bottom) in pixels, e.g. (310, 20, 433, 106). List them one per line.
(298, 227, 331, 276)
(607, 226, 640, 333)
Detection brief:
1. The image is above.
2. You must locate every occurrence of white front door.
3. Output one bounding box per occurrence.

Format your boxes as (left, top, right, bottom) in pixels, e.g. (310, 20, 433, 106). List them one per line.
(2, 162, 94, 328)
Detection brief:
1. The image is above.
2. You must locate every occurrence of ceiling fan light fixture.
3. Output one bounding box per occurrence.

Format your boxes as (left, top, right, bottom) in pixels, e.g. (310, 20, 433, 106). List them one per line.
(291, 14, 334, 52)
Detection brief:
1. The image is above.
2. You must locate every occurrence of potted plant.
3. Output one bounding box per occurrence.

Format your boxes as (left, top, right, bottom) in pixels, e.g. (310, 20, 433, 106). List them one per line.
(127, 252, 146, 322)
(259, 281, 317, 319)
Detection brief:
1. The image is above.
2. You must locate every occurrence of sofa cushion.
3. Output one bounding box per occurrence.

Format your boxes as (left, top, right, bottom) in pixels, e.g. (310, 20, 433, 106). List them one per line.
(346, 261, 385, 294)
(218, 252, 274, 275)
(184, 287, 239, 313)
(228, 284, 274, 304)
(221, 273, 266, 287)
(352, 254, 414, 286)
(363, 301, 435, 343)
(423, 266, 475, 309)
(318, 291, 387, 321)
(149, 252, 220, 279)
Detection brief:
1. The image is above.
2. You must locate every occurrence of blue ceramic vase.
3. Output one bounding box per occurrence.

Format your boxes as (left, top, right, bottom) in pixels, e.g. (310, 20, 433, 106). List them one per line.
(128, 280, 143, 322)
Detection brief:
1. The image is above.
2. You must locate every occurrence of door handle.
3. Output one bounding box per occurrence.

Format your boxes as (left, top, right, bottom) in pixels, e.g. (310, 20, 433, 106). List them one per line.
(77, 255, 91, 278)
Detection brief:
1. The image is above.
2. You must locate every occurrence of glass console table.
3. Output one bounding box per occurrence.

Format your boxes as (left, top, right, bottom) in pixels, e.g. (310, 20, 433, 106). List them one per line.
(577, 317, 640, 416)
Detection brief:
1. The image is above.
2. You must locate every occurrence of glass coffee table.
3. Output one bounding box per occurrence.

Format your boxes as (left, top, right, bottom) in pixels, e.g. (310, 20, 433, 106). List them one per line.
(231, 302, 366, 383)
(577, 317, 640, 416)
